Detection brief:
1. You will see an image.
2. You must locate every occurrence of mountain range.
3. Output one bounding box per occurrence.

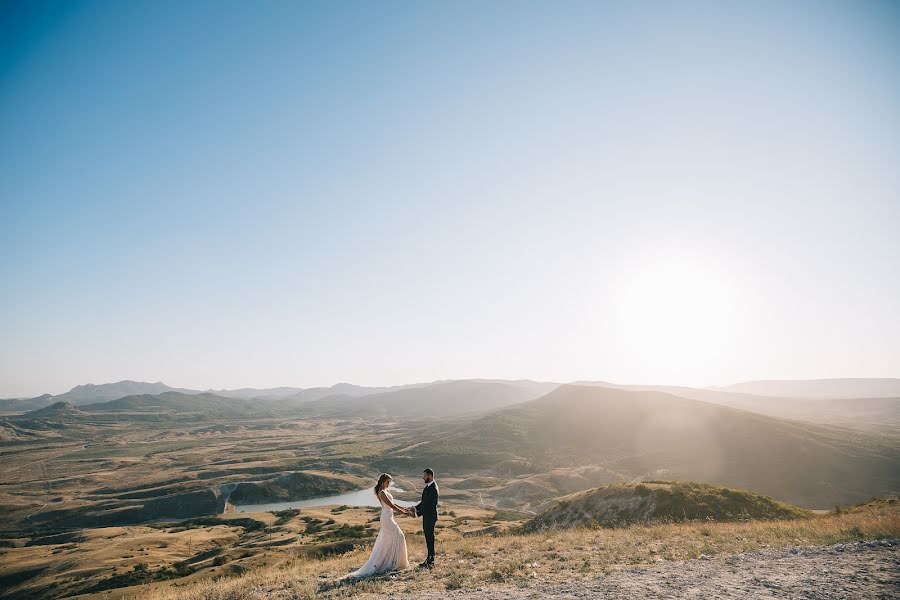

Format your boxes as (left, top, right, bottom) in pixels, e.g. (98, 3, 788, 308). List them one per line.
(3, 378, 899, 432)
(295, 379, 558, 418)
(5, 377, 897, 408)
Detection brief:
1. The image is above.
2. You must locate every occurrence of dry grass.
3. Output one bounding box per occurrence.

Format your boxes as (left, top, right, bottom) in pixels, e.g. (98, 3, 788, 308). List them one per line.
(145, 501, 900, 599)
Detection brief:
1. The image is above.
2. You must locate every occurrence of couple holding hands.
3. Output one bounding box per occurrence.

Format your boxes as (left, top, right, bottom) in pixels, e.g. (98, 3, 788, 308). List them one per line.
(344, 468, 438, 579)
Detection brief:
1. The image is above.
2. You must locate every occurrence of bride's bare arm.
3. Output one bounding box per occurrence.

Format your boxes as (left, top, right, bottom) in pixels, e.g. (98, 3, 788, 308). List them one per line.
(378, 490, 410, 514)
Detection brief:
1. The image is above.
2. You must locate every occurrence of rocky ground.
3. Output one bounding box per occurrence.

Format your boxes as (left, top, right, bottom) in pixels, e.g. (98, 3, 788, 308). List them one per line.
(393, 539, 899, 599)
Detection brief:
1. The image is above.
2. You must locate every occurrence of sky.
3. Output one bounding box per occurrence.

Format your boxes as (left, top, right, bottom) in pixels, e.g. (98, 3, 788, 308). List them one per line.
(1, 1, 899, 397)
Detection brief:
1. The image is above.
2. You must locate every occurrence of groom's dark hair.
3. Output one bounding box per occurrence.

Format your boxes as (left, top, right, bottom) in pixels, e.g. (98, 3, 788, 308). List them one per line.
(423, 468, 434, 477)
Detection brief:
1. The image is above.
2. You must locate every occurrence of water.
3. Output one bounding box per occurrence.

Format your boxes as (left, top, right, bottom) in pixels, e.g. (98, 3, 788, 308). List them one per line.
(233, 484, 413, 513)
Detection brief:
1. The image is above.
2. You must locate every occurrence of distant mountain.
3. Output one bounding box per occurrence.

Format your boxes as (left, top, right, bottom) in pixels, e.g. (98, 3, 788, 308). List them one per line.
(0, 393, 56, 413)
(696, 392, 900, 432)
(0, 379, 552, 414)
(716, 378, 900, 399)
(207, 387, 304, 400)
(467, 379, 561, 397)
(523, 481, 812, 532)
(301, 379, 551, 419)
(574, 381, 900, 431)
(285, 383, 387, 403)
(281, 381, 432, 404)
(81, 391, 259, 416)
(423, 385, 900, 507)
(8, 380, 388, 407)
(26, 400, 83, 417)
(53, 380, 201, 405)
(198, 384, 389, 402)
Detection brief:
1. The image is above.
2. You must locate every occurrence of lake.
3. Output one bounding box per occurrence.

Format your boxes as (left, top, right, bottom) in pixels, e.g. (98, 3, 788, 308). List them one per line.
(233, 485, 414, 513)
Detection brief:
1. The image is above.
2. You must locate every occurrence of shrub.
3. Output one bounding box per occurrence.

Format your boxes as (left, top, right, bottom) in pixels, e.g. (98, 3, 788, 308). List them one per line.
(273, 509, 301, 525)
(445, 570, 467, 590)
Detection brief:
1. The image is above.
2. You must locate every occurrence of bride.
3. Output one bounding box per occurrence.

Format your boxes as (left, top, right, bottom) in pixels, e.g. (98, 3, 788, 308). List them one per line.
(345, 473, 411, 578)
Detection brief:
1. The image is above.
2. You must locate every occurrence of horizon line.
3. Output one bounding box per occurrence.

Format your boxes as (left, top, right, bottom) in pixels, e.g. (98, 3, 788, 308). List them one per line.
(8, 375, 900, 399)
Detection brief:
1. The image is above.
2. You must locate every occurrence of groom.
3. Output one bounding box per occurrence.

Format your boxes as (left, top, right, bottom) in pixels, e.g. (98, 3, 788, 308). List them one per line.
(411, 467, 438, 568)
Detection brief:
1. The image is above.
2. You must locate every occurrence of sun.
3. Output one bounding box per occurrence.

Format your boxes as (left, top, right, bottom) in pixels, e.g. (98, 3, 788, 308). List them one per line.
(614, 258, 740, 381)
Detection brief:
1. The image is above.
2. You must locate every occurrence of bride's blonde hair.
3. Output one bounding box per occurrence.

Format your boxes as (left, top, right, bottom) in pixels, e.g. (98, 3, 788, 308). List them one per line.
(374, 473, 392, 496)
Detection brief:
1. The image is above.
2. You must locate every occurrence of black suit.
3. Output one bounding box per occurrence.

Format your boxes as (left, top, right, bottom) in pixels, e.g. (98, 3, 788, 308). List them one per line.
(414, 481, 438, 563)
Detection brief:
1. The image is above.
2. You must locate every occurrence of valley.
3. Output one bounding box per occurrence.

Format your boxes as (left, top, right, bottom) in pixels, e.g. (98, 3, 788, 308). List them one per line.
(0, 378, 898, 598)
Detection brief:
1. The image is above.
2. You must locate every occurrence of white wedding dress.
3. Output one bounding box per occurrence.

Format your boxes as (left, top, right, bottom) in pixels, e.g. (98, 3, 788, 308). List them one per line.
(346, 490, 409, 578)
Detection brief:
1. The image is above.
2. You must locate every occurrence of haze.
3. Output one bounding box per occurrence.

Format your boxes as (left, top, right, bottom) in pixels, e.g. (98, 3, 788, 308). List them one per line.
(2, 1, 899, 397)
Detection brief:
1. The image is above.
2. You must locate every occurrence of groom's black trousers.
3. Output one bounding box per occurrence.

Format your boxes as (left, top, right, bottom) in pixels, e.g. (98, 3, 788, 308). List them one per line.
(423, 515, 436, 561)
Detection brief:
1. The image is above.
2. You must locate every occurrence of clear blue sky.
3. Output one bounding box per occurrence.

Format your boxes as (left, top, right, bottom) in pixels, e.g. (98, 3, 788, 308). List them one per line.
(2, 1, 899, 397)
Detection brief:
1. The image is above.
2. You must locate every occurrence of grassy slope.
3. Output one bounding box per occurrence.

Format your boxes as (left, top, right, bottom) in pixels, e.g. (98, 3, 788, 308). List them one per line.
(523, 481, 812, 531)
(143, 497, 900, 600)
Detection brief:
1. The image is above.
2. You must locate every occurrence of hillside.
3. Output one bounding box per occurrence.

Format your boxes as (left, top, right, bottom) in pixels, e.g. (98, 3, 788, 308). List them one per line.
(1, 401, 96, 439)
(707, 394, 900, 432)
(81, 392, 261, 416)
(300, 380, 550, 419)
(25, 400, 84, 418)
(54, 381, 194, 404)
(717, 378, 900, 399)
(426, 385, 900, 507)
(574, 381, 900, 431)
(0, 394, 56, 413)
(205, 386, 304, 400)
(4, 485, 895, 599)
(1, 394, 264, 442)
(523, 481, 812, 531)
(0, 381, 207, 412)
(132, 496, 898, 600)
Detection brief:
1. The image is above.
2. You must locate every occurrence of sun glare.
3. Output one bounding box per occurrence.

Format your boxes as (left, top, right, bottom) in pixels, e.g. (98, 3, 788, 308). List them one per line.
(614, 258, 740, 380)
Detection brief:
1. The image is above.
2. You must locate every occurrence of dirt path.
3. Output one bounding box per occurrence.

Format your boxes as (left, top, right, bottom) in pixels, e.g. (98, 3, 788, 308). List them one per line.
(395, 539, 899, 599)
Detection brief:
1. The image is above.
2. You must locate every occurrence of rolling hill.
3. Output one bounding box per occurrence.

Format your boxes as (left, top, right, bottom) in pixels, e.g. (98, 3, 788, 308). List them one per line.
(25, 401, 84, 418)
(523, 481, 813, 531)
(279, 382, 428, 404)
(574, 381, 900, 431)
(205, 386, 304, 400)
(80, 391, 260, 416)
(0, 394, 56, 413)
(1, 393, 268, 440)
(53, 380, 195, 404)
(299, 379, 553, 419)
(423, 385, 900, 507)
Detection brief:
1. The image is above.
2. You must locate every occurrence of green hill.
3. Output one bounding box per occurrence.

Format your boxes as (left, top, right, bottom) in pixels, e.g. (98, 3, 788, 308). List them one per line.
(524, 481, 813, 531)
